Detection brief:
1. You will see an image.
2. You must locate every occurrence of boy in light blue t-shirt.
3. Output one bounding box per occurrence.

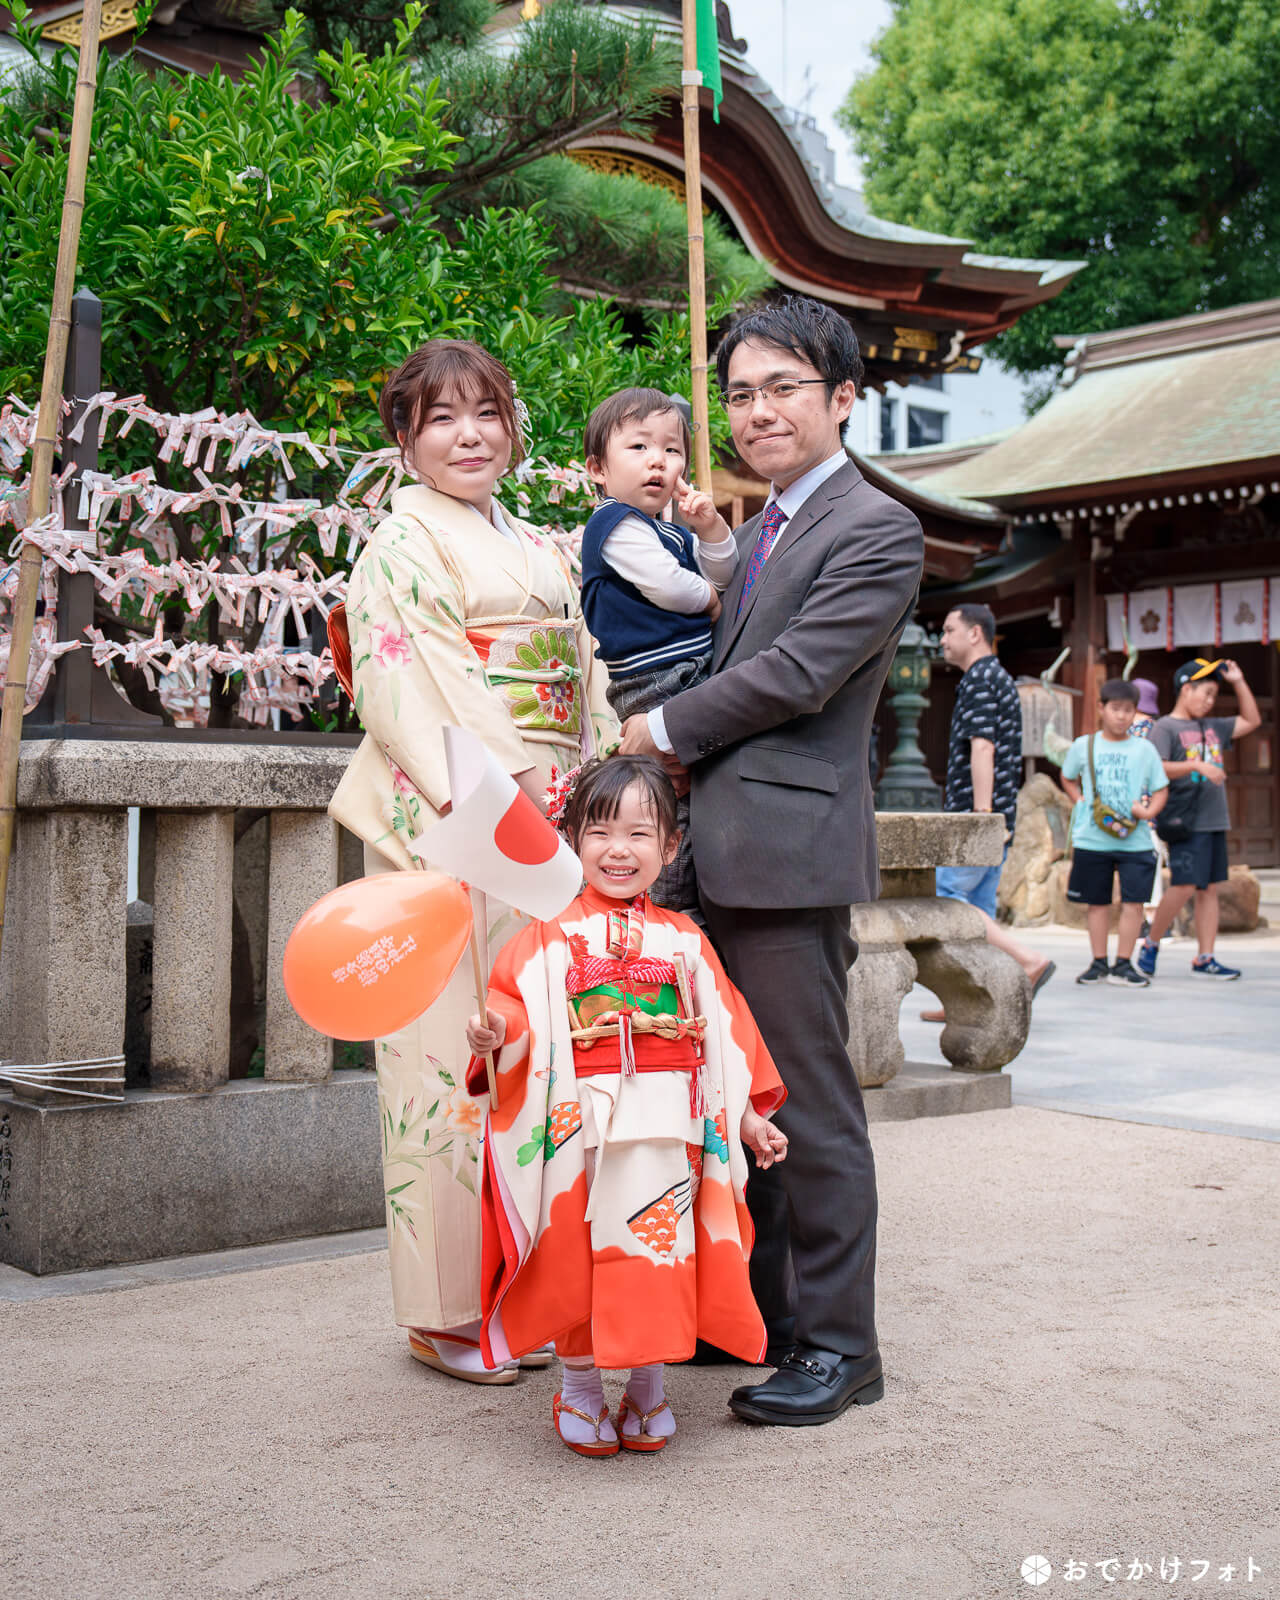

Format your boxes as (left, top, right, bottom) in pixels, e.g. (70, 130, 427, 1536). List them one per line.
(1059, 680, 1168, 988)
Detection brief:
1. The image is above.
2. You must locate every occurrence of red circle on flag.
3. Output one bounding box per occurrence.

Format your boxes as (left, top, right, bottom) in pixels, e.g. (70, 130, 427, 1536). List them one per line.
(494, 788, 558, 865)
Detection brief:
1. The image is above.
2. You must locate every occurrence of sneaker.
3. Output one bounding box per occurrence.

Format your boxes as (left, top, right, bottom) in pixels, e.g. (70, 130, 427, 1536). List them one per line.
(1107, 959, 1150, 988)
(1135, 940, 1159, 977)
(1191, 955, 1242, 980)
(1076, 958, 1110, 985)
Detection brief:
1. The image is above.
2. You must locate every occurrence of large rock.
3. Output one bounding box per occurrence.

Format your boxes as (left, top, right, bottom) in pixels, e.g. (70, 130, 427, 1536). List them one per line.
(1173, 864, 1264, 934)
(998, 774, 1074, 926)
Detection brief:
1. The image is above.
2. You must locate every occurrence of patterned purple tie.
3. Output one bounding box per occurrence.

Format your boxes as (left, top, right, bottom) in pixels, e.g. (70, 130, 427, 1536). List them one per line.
(736, 500, 787, 618)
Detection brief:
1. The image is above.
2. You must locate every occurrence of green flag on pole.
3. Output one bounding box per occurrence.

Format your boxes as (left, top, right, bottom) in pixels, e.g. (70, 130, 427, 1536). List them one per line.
(696, 0, 723, 122)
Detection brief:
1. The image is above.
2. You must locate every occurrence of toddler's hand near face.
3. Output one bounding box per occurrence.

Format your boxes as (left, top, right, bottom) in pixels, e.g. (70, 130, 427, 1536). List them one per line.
(466, 1009, 506, 1056)
(740, 1107, 788, 1169)
(675, 476, 732, 543)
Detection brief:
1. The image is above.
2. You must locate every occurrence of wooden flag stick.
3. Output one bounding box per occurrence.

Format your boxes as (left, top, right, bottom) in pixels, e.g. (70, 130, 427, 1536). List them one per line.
(0, 0, 104, 968)
(680, 0, 714, 493)
(468, 888, 499, 1105)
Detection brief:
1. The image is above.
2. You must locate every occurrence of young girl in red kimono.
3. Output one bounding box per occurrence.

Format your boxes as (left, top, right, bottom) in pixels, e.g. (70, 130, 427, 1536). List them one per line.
(466, 755, 787, 1456)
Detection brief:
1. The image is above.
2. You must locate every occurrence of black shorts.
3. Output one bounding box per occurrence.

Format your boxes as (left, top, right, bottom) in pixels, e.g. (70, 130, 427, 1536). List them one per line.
(1167, 830, 1229, 890)
(1067, 847, 1159, 907)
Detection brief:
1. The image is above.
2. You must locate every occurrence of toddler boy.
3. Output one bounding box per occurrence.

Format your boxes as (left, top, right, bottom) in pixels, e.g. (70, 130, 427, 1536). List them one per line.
(579, 388, 737, 910)
(1060, 680, 1168, 987)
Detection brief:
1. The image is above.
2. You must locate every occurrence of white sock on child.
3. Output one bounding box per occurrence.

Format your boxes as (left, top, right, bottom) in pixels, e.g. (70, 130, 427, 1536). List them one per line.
(622, 1363, 676, 1439)
(559, 1364, 616, 1447)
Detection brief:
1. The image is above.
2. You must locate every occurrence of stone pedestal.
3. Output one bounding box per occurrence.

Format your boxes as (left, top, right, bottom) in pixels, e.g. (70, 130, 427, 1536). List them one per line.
(850, 896, 1029, 1079)
(264, 811, 339, 1082)
(150, 810, 235, 1091)
(0, 808, 129, 1065)
(848, 810, 1030, 1085)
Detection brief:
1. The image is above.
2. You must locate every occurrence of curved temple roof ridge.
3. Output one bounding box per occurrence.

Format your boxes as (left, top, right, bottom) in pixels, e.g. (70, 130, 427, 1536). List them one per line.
(598, 0, 1085, 289)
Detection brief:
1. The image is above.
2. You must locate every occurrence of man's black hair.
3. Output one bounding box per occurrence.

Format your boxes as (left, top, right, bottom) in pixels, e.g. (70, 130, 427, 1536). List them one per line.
(948, 602, 996, 646)
(1100, 678, 1139, 706)
(714, 294, 865, 399)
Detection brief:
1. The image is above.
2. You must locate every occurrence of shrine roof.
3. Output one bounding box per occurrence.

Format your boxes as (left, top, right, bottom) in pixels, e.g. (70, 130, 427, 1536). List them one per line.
(568, 5, 1086, 376)
(920, 300, 1280, 509)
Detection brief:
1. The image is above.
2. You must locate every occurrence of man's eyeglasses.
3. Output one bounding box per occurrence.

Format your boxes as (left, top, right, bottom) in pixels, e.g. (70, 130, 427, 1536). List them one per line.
(719, 378, 828, 413)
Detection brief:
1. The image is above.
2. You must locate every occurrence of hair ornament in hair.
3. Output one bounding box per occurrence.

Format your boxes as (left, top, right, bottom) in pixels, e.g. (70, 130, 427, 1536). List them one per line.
(545, 761, 587, 832)
(511, 380, 533, 458)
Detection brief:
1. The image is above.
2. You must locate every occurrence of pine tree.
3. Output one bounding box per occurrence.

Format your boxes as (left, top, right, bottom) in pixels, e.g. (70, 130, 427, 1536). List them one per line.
(272, 0, 772, 309)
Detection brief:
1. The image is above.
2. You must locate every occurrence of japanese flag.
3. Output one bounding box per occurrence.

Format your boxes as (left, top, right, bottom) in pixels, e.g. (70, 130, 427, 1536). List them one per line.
(409, 724, 583, 921)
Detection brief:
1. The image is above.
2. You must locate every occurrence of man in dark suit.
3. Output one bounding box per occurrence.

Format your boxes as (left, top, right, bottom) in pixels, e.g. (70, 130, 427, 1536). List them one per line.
(618, 296, 924, 1425)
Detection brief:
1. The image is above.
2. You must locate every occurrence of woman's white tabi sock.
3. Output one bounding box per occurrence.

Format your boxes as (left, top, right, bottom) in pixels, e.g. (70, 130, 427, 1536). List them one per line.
(622, 1363, 676, 1439)
(559, 1363, 616, 1447)
(424, 1334, 509, 1375)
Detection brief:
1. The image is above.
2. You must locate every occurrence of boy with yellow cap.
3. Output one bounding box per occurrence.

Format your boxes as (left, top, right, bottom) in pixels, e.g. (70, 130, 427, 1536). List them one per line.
(1137, 659, 1261, 980)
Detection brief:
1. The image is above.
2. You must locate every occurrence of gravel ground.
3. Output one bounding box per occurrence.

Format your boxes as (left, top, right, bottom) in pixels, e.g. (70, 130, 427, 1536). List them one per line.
(3, 1106, 1277, 1600)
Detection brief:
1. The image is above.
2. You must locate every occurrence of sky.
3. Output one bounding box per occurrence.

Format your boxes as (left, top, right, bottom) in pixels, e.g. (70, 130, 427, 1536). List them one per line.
(720, 0, 893, 189)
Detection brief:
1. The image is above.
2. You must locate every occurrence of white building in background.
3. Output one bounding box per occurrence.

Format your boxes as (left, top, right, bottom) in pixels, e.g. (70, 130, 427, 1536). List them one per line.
(848, 352, 1034, 457)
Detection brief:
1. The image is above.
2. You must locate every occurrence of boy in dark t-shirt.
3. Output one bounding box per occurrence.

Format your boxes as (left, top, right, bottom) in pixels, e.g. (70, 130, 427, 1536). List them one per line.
(1137, 657, 1261, 981)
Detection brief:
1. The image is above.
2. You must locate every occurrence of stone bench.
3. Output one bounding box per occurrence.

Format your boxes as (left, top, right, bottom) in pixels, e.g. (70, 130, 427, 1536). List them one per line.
(849, 812, 1029, 1086)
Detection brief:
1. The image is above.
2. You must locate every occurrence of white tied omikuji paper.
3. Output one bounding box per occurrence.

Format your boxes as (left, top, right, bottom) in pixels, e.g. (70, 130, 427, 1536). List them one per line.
(0, 393, 595, 720)
(410, 725, 584, 922)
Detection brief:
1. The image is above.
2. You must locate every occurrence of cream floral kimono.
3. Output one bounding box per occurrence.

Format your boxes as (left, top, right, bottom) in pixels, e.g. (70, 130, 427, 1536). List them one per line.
(329, 482, 618, 1332)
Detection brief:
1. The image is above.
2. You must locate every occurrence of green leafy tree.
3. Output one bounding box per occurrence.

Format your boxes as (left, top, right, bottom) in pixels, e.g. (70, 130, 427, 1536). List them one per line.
(838, 0, 1280, 377)
(0, 5, 740, 726)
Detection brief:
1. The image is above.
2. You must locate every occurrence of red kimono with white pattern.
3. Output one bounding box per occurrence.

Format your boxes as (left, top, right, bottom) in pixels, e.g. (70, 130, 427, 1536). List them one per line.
(467, 887, 785, 1369)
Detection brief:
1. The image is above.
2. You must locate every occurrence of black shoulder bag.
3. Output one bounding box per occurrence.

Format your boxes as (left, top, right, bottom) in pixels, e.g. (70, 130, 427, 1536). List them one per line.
(1155, 718, 1205, 846)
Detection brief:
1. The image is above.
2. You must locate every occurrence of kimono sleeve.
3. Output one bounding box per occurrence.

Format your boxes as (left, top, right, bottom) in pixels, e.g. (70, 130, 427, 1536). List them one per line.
(695, 930, 786, 1117)
(346, 517, 533, 812)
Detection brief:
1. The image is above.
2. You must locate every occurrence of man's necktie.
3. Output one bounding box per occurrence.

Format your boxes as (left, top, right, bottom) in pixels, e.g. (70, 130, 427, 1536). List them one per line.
(736, 500, 787, 617)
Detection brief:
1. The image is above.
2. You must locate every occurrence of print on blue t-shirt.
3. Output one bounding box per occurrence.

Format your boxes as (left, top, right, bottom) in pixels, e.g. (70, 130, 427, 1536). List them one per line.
(1061, 733, 1168, 854)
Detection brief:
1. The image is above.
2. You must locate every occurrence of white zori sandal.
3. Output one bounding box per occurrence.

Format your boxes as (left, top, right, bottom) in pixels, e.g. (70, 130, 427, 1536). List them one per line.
(518, 1346, 555, 1369)
(407, 1330, 518, 1385)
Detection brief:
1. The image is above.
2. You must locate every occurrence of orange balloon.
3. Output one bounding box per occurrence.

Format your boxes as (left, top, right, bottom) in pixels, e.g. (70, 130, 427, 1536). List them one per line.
(283, 870, 473, 1040)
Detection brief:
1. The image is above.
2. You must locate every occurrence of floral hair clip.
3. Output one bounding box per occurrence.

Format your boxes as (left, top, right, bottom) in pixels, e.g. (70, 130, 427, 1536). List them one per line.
(545, 761, 586, 833)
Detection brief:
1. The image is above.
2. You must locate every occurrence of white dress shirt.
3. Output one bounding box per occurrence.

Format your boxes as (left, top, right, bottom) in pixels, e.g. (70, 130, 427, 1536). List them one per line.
(646, 450, 849, 752)
(602, 511, 738, 614)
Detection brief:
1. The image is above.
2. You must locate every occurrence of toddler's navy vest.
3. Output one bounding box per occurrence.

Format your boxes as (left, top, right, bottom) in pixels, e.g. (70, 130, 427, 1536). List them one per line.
(580, 500, 713, 678)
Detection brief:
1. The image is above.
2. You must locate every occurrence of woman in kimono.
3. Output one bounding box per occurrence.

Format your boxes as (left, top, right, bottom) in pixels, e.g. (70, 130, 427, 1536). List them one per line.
(329, 340, 618, 1382)
(465, 756, 788, 1454)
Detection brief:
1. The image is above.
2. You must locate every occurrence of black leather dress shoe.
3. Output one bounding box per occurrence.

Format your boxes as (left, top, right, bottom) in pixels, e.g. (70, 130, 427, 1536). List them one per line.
(728, 1345, 883, 1425)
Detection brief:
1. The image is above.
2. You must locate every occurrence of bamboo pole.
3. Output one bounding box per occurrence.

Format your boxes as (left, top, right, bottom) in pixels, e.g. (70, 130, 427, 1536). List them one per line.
(680, 0, 714, 493)
(0, 0, 105, 968)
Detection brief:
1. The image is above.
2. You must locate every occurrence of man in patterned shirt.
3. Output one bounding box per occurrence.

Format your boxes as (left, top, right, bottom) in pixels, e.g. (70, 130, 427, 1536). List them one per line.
(922, 603, 1054, 1020)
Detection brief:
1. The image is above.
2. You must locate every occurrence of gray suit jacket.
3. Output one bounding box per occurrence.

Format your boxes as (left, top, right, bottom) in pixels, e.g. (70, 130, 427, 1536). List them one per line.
(664, 458, 924, 909)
